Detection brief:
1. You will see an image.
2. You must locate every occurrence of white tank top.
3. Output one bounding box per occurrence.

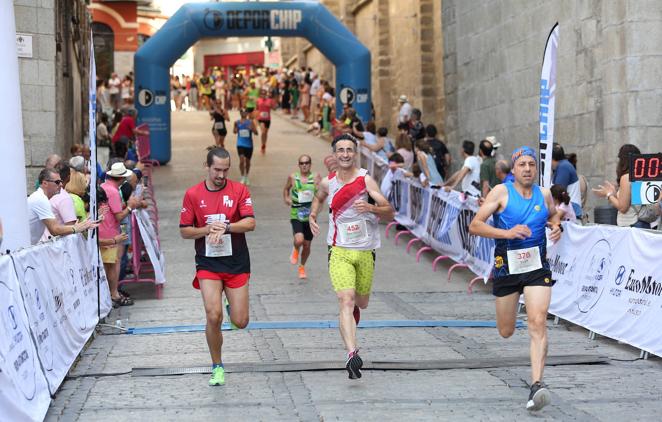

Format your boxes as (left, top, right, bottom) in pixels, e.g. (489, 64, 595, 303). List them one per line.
(326, 168, 381, 250)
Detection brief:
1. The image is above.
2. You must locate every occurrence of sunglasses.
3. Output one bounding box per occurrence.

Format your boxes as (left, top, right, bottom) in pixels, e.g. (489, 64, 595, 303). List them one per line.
(46, 179, 63, 185)
(298, 161, 311, 165)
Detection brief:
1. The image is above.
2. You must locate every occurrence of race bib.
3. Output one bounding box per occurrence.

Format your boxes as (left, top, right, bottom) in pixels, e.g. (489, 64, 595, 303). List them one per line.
(338, 220, 368, 244)
(259, 111, 269, 119)
(214, 121, 225, 130)
(205, 234, 232, 257)
(239, 129, 250, 137)
(506, 246, 542, 275)
(298, 190, 314, 203)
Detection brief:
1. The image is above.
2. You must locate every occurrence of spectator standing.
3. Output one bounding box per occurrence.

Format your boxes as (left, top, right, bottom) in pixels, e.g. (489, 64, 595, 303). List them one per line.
(551, 184, 577, 223)
(495, 160, 515, 183)
(360, 121, 388, 161)
(444, 140, 481, 197)
(121, 75, 133, 106)
(479, 139, 499, 197)
(551, 144, 583, 219)
(397, 95, 412, 125)
(425, 124, 450, 180)
(408, 108, 425, 143)
(395, 129, 414, 170)
(309, 74, 321, 123)
(43, 163, 77, 240)
(65, 169, 88, 222)
(414, 139, 444, 187)
(108, 72, 121, 111)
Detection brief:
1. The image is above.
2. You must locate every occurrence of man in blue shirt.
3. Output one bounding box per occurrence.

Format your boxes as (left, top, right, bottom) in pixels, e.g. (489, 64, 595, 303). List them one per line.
(551, 144, 583, 218)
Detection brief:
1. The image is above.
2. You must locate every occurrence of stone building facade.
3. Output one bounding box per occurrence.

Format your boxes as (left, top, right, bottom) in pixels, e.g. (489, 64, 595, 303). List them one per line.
(14, 0, 91, 187)
(280, 0, 445, 136)
(443, 0, 662, 211)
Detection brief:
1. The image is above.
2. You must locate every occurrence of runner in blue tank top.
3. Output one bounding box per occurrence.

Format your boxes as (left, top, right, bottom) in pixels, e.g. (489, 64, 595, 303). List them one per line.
(233, 109, 258, 185)
(469, 146, 563, 412)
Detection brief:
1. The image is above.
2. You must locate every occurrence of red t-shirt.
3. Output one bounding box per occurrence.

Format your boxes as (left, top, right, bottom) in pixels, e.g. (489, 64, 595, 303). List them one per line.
(112, 116, 136, 143)
(179, 180, 254, 273)
(256, 97, 273, 121)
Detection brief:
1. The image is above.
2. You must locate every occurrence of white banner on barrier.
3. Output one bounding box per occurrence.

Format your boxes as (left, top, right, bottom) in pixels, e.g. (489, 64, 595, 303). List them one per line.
(134, 209, 166, 284)
(0, 255, 51, 422)
(548, 223, 662, 357)
(12, 235, 104, 390)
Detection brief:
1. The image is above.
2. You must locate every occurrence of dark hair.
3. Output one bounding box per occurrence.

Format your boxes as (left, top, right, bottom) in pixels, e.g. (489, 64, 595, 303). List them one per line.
(479, 140, 493, 157)
(462, 140, 475, 155)
(332, 134, 358, 151)
(397, 122, 409, 131)
(566, 152, 578, 169)
(38, 168, 56, 184)
(616, 144, 641, 181)
(552, 143, 565, 161)
(366, 121, 376, 135)
(425, 124, 437, 138)
(411, 162, 422, 178)
(389, 152, 404, 164)
(550, 184, 570, 205)
(411, 108, 421, 120)
(377, 127, 388, 137)
(206, 147, 230, 165)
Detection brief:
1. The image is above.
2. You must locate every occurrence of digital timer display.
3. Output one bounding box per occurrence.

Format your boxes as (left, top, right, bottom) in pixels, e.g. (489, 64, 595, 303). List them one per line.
(629, 153, 662, 182)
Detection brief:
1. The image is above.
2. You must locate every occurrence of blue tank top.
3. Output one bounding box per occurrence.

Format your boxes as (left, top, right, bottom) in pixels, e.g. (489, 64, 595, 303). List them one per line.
(236, 120, 253, 148)
(493, 182, 549, 277)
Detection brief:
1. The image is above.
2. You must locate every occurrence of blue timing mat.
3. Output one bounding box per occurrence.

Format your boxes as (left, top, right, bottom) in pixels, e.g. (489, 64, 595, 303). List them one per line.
(125, 319, 526, 335)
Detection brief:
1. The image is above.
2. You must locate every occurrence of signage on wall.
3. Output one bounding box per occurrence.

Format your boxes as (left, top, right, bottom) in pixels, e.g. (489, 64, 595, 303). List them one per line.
(16, 33, 33, 58)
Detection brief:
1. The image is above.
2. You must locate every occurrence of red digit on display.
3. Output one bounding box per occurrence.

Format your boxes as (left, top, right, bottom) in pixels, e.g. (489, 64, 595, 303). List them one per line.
(648, 157, 659, 178)
(634, 158, 645, 179)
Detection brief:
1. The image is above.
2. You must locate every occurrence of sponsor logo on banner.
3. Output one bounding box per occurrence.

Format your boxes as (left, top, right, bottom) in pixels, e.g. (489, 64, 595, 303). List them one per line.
(21, 266, 55, 370)
(0, 279, 38, 401)
(623, 269, 662, 297)
(575, 239, 612, 313)
(63, 251, 88, 331)
(204, 9, 302, 31)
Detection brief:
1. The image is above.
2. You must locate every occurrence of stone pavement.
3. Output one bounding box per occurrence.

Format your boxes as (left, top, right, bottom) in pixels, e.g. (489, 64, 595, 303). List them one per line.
(47, 111, 661, 421)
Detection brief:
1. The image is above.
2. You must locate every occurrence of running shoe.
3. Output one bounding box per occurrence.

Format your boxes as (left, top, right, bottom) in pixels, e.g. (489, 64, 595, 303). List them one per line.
(224, 297, 237, 330)
(526, 381, 551, 411)
(353, 305, 360, 325)
(209, 366, 225, 386)
(290, 247, 299, 265)
(298, 265, 307, 279)
(345, 349, 363, 379)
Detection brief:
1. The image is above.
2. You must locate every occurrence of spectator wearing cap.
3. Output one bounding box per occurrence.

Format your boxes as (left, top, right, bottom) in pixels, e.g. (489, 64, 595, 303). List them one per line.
(100, 162, 141, 307)
(479, 139, 499, 197)
(551, 143, 583, 219)
(397, 95, 412, 125)
(28, 168, 96, 245)
(444, 140, 481, 197)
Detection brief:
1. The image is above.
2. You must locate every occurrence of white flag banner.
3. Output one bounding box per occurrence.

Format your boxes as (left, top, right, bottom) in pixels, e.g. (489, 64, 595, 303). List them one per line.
(548, 223, 662, 357)
(11, 235, 104, 391)
(0, 255, 51, 422)
(539, 22, 559, 188)
(134, 210, 166, 284)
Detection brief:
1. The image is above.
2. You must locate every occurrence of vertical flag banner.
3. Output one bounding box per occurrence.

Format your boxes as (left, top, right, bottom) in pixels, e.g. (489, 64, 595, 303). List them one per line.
(539, 23, 559, 187)
(88, 31, 97, 225)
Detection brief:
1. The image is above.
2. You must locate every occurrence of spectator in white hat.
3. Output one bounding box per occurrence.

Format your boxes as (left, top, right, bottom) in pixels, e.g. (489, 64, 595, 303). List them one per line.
(397, 95, 412, 125)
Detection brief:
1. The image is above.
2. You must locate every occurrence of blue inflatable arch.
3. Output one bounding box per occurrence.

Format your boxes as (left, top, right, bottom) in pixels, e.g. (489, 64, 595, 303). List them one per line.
(135, 2, 371, 164)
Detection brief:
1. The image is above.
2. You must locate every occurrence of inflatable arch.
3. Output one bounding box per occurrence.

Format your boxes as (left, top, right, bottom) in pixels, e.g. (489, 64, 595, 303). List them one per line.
(135, 2, 371, 164)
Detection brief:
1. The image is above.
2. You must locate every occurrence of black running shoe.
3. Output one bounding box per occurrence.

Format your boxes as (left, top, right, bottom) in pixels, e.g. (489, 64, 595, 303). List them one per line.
(345, 350, 363, 379)
(526, 381, 551, 411)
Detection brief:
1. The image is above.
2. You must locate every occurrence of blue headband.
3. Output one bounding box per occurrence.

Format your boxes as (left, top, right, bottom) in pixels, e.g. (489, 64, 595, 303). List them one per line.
(511, 146, 537, 165)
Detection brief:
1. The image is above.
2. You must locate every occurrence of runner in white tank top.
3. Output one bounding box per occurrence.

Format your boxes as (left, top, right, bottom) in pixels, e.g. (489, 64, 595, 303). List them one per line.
(309, 134, 394, 380)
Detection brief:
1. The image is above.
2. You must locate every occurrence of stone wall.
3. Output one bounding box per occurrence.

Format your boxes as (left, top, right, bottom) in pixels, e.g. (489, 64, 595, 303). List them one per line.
(443, 0, 662, 212)
(280, 0, 445, 136)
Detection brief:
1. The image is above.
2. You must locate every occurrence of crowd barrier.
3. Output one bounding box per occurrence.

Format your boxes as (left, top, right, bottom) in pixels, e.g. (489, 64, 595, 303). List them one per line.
(359, 147, 662, 357)
(0, 235, 111, 421)
(120, 124, 166, 298)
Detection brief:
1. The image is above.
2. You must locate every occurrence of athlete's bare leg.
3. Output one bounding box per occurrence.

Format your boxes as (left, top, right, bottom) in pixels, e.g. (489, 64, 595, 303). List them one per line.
(224, 283, 249, 329)
(337, 289, 357, 353)
(260, 122, 269, 152)
(494, 291, 520, 338)
(300, 239, 311, 266)
(200, 278, 224, 364)
(523, 285, 551, 383)
(292, 233, 304, 261)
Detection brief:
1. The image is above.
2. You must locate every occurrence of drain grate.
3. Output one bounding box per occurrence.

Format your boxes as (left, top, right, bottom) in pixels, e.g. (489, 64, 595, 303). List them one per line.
(131, 354, 608, 377)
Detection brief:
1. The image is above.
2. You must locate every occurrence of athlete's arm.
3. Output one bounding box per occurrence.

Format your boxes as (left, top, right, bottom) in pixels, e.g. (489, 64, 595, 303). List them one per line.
(283, 174, 293, 206)
(251, 121, 258, 135)
(180, 223, 224, 240)
(233, 121, 238, 134)
(309, 178, 329, 237)
(356, 175, 395, 221)
(469, 184, 530, 240)
(226, 216, 256, 234)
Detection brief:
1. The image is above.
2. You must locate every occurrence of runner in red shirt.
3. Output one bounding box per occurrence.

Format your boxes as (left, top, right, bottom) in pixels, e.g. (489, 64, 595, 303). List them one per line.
(256, 89, 276, 154)
(179, 147, 256, 386)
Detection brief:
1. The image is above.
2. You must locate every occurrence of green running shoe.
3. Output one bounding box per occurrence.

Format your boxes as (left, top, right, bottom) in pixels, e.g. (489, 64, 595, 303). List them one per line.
(224, 297, 237, 330)
(209, 366, 225, 386)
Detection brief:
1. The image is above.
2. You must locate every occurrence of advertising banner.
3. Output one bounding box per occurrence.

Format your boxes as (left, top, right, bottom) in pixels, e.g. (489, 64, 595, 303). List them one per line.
(548, 223, 662, 356)
(539, 23, 559, 188)
(134, 210, 166, 284)
(11, 235, 104, 390)
(0, 255, 51, 422)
